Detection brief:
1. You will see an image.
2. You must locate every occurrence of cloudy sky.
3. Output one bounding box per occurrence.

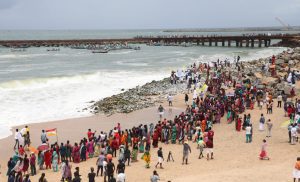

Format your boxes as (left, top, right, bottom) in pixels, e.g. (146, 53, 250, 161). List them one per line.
(0, 0, 299, 29)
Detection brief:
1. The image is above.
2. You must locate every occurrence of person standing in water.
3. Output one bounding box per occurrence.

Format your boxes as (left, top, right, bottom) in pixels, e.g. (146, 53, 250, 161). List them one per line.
(158, 105, 165, 120)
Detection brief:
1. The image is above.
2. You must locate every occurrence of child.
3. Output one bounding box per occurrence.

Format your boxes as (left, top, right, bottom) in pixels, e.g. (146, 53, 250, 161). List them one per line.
(88, 167, 96, 182)
(259, 139, 270, 160)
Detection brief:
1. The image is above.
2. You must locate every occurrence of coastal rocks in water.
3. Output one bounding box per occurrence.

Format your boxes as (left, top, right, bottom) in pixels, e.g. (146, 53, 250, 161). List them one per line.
(90, 78, 186, 115)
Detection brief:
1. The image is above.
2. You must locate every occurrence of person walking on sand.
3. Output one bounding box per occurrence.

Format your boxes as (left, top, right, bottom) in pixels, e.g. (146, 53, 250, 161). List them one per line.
(158, 105, 165, 119)
(266, 119, 273, 137)
(14, 129, 22, 149)
(182, 141, 191, 165)
(259, 114, 265, 131)
(259, 139, 270, 160)
(155, 147, 164, 169)
(293, 157, 300, 182)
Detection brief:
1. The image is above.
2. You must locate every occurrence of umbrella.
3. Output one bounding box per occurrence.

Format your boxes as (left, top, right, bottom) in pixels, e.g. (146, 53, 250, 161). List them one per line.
(37, 143, 49, 151)
(28, 146, 39, 154)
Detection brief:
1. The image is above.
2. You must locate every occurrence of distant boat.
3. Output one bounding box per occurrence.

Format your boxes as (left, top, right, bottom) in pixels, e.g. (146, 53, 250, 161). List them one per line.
(47, 48, 60, 52)
(92, 49, 108, 53)
(11, 48, 26, 52)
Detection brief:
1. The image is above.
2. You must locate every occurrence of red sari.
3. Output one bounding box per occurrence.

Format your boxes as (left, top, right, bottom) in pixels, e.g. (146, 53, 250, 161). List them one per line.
(72, 146, 80, 163)
(236, 118, 242, 131)
(44, 150, 52, 169)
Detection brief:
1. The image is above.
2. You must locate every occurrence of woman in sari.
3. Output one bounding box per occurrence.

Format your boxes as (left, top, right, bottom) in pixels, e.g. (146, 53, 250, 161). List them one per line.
(227, 109, 232, 123)
(171, 125, 177, 144)
(52, 151, 58, 172)
(201, 120, 206, 133)
(94, 142, 100, 157)
(141, 150, 151, 168)
(127, 130, 132, 147)
(44, 150, 52, 170)
(152, 129, 159, 148)
(87, 140, 94, 158)
(72, 143, 80, 163)
(37, 151, 44, 170)
(138, 137, 145, 153)
(131, 143, 138, 162)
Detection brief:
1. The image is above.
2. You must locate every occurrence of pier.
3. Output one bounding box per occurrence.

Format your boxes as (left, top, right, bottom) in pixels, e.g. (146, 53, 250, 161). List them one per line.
(0, 34, 298, 48)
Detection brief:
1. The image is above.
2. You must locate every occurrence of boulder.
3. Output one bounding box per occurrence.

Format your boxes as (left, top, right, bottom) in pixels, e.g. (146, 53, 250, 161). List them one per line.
(276, 59, 285, 65)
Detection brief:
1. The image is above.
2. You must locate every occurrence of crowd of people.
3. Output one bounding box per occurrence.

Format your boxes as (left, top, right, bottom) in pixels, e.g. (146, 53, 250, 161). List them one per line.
(4, 54, 300, 182)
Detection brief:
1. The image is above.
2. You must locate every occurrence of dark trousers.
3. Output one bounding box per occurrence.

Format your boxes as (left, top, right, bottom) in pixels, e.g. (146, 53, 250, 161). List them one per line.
(30, 164, 36, 176)
(107, 173, 114, 182)
(278, 101, 282, 108)
(124, 157, 130, 166)
(97, 165, 103, 176)
(14, 139, 19, 149)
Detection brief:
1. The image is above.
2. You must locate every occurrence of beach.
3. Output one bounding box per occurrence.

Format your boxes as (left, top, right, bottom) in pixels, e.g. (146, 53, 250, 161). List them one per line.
(1, 46, 300, 182)
(0, 93, 299, 182)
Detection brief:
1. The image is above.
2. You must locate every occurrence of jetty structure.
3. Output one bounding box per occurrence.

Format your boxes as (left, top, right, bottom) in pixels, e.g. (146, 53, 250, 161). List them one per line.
(0, 34, 299, 48)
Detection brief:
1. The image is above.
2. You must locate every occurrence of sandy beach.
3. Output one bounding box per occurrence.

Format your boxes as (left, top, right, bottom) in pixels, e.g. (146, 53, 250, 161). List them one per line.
(0, 91, 299, 182)
(1, 48, 300, 182)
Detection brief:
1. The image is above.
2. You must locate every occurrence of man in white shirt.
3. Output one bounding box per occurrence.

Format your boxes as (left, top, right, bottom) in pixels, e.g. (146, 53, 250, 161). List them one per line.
(14, 129, 22, 149)
(117, 172, 126, 182)
(167, 94, 173, 106)
(277, 94, 282, 108)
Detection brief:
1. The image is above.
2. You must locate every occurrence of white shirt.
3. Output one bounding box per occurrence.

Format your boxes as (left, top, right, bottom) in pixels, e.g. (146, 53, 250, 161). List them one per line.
(117, 173, 126, 182)
(245, 126, 251, 135)
(291, 127, 298, 137)
(15, 131, 22, 140)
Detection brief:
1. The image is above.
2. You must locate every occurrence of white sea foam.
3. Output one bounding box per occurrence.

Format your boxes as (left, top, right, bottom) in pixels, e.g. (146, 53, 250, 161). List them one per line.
(0, 70, 168, 139)
(0, 46, 287, 139)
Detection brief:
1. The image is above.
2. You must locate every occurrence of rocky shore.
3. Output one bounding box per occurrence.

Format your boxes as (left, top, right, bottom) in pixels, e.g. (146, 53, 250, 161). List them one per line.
(89, 47, 300, 115)
(89, 78, 186, 115)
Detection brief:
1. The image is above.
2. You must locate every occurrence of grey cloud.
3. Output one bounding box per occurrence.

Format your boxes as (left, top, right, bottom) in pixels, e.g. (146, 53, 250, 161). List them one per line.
(0, 0, 18, 10)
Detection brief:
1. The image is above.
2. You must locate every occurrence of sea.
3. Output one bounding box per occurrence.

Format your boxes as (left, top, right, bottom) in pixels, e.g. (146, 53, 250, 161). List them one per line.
(0, 29, 297, 139)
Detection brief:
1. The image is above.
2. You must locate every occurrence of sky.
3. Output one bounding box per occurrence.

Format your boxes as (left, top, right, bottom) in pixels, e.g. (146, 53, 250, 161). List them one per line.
(0, 0, 299, 30)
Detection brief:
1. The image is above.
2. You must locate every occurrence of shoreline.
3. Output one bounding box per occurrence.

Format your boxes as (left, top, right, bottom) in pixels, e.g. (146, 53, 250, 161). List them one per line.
(1, 47, 300, 181)
(1, 47, 298, 141)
